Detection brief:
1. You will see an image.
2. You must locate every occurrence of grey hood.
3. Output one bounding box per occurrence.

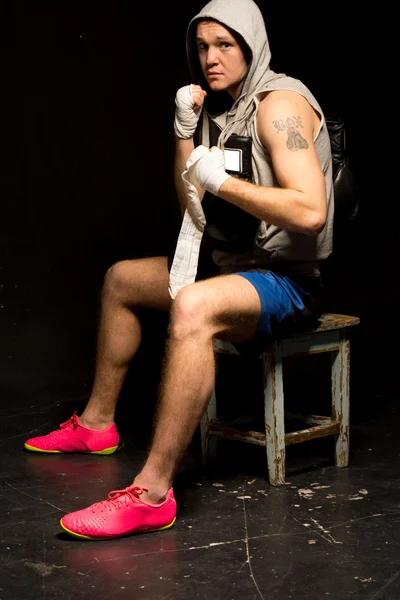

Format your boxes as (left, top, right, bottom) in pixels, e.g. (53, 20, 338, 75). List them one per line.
(186, 0, 284, 141)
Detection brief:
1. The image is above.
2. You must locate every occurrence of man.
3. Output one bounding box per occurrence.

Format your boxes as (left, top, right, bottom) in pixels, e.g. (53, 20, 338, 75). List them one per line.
(25, 0, 333, 539)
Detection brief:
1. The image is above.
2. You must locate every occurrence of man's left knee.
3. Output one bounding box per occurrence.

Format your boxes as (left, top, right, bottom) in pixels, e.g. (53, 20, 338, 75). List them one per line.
(170, 284, 213, 339)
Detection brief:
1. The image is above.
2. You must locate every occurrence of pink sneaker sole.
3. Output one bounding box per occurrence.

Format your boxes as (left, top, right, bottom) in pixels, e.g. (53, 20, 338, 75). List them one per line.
(24, 442, 119, 455)
(60, 516, 176, 540)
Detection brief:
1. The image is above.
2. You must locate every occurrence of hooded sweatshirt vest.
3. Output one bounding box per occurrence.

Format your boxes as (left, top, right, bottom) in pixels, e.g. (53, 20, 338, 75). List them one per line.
(186, 0, 334, 276)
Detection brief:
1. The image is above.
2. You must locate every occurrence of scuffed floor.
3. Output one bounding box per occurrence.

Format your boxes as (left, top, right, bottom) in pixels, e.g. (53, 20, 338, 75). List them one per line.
(1, 388, 400, 600)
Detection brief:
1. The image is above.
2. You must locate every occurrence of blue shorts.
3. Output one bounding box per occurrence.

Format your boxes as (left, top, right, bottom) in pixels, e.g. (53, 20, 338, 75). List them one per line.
(233, 270, 324, 356)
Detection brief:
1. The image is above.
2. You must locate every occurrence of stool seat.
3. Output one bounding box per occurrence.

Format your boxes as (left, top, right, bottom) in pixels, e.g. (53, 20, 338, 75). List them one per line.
(200, 312, 360, 486)
(297, 312, 360, 333)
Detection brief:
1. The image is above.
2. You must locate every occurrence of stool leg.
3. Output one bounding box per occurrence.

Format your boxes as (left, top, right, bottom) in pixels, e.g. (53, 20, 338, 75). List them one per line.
(262, 342, 285, 486)
(331, 331, 350, 467)
(200, 386, 217, 467)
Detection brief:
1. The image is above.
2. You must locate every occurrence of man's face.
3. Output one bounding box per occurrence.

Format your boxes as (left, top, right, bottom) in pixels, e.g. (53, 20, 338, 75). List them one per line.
(196, 21, 248, 99)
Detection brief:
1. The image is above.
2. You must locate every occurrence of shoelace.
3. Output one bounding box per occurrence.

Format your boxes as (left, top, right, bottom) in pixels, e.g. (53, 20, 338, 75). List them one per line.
(92, 486, 149, 513)
(47, 412, 79, 437)
(59, 412, 79, 430)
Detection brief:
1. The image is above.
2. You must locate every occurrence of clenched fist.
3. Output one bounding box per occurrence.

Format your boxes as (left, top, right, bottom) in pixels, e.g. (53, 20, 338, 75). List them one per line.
(186, 145, 230, 196)
(174, 84, 207, 139)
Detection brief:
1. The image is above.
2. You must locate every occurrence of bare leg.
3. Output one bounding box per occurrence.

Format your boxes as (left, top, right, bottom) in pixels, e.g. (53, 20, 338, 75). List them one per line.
(133, 274, 261, 502)
(79, 256, 172, 429)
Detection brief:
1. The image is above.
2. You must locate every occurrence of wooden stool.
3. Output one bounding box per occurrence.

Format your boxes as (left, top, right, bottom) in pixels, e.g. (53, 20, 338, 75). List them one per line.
(200, 312, 360, 486)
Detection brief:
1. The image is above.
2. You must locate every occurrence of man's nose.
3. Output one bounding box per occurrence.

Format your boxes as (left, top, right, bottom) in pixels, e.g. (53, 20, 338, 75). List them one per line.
(206, 47, 219, 65)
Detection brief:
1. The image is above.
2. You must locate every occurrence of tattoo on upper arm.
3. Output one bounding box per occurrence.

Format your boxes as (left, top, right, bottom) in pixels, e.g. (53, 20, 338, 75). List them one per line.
(272, 116, 309, 151)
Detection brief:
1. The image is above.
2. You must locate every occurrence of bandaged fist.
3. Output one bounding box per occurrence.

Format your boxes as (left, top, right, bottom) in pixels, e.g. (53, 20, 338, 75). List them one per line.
(186, 145, 230, 196)
(174, 84, 207, 139)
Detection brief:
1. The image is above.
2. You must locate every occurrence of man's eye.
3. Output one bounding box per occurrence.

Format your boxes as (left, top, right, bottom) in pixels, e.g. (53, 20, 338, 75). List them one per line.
(198, 43, 207, 51)
(220, 42, 231, 48)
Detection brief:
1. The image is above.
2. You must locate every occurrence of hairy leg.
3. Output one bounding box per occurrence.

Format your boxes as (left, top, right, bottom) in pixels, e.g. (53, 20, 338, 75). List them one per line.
(80, 256, 172, 429)
(133, 274, 261, 501)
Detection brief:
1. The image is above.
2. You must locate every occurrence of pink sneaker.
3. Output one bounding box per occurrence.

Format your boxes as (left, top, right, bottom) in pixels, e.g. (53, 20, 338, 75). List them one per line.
(60, 486, 177, 540)
(24, 412, 119, 455)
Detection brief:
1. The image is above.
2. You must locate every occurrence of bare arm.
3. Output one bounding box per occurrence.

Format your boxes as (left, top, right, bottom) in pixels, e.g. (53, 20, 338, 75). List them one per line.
(218, 90, 327, 236)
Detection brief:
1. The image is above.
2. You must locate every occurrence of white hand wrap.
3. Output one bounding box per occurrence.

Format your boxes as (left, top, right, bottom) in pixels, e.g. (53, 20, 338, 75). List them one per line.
(173, 84, 202, 139)
(186, 145, 230, 196)
(168, 146, 208, 300)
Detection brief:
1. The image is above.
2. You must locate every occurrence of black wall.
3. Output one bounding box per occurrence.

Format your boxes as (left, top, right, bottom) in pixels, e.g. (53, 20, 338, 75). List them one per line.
(1, 2, 382, 425)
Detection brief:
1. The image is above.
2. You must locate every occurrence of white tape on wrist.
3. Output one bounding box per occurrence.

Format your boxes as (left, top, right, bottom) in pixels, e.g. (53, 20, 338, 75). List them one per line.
(202, 168, 230, 196)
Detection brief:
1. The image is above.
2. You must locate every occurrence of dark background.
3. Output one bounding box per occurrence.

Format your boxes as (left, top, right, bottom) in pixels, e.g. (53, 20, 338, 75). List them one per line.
(0, 1, 385, 431)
